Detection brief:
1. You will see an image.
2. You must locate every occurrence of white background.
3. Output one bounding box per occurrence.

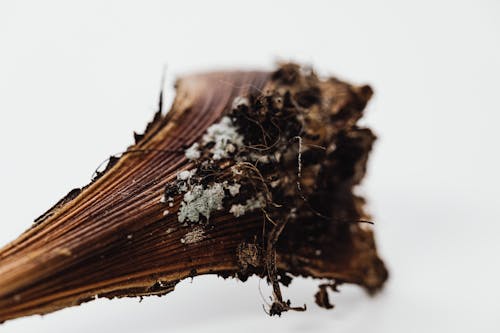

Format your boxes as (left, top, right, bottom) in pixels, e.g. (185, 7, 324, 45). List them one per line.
(0, 0, 499, 332)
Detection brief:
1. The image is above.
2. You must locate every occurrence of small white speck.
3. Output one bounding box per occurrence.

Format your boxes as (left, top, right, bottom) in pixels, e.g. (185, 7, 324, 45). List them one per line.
(127, 234, 133, 239)
(274, 151, 282, 161)
(232, 96, 249, 110)
(178, 170, 191, 180)
(229, 204, 246, 217)
(168, 202, 174, 207)
(185, 143, 201, 160)
(225, 183, 241, 197)
(163, 210, 170, 216)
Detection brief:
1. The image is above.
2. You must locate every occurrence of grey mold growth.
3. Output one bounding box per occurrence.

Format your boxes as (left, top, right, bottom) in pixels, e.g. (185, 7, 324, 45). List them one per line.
(178, 183, 225, 223)
(229, 194, 266, 217)
(201, 116, 244, 160)
(185, 143, 201, 160)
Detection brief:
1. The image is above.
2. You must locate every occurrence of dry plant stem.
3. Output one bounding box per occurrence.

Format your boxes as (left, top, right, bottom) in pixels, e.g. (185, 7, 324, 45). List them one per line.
(0, 64, 387, 322)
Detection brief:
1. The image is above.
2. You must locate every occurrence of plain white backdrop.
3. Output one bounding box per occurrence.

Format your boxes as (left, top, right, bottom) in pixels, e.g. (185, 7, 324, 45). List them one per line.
(0, 0, 499, 332)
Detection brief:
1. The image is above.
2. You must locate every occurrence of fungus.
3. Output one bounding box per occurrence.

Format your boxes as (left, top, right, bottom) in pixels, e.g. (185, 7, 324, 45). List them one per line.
(202, 116, 244, 160)
(229, 194, 266, 217)
(185, 143, 201, 160)
(178, 183, 226, 223)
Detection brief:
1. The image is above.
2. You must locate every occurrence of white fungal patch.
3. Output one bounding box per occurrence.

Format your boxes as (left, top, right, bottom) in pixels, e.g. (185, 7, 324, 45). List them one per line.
(225, 143, 236, 153)
(178, 183, 225, 223)
(225, 183, 241, 197)
(177, 168, 197, 192)
(229, 193, 266, 217)
(178, 170, 191, 180)
(202, 116, 244, 160)
(231, 165, 243, 175)
(177, 169, 196, 181)
(180, 227, 206, 244)
(229, 204, 246, 217)
(185, 143, 201, 160)
(232, 96, 249, 110)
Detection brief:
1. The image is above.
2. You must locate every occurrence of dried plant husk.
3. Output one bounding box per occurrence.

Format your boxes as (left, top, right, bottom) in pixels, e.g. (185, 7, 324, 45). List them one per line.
(0, 63, 387, 322)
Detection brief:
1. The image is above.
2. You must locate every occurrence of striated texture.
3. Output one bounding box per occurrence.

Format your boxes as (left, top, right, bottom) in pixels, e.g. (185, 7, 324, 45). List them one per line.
(0, 63, 387, 322)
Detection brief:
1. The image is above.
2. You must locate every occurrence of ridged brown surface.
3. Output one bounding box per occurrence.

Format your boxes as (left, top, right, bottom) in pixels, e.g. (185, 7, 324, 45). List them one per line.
(0, 64, 387, 322)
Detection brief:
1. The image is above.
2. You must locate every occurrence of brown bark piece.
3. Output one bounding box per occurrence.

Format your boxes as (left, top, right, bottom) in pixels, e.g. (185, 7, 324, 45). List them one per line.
(0, 63, 387, 322)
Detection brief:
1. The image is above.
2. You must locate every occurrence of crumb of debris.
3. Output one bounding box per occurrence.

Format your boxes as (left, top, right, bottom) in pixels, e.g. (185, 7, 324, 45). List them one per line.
(315, 285, 334, 309)
(180, 227, 206, 244)
(237, 242, 260, 270)
(163, 210, 170, 216)
(178, 183, 225, 223)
